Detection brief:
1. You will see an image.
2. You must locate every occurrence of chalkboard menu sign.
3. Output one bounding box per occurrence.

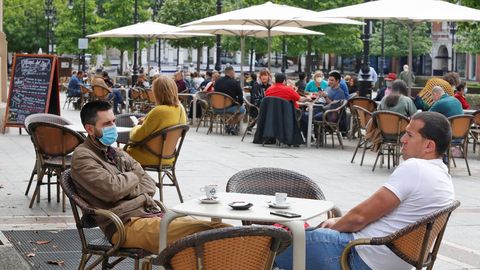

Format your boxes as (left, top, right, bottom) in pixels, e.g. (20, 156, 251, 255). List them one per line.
(3, 54, 60, 131)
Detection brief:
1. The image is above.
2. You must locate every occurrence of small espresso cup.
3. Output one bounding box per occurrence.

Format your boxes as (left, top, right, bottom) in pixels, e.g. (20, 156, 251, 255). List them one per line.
(200, 185, 218, 199)
(275, 192, 288, 205)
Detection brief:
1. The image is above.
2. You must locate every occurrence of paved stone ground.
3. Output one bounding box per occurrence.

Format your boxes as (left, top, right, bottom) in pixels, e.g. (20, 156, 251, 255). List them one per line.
(0, 93, 479, 269)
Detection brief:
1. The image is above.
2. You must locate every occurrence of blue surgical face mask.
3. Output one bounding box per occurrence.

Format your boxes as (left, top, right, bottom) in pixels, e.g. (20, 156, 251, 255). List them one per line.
(464, 87, 468, 94)
(98, 125, 118, 146)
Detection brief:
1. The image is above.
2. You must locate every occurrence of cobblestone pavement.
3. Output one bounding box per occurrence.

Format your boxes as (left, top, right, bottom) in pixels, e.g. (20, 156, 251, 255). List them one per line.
(1, 93, 479, 269)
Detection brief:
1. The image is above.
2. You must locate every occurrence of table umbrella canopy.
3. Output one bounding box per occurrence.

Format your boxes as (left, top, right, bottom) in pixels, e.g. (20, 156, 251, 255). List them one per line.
(178, 25, 324, 87)
(309, 0, 480, 80)
(181, 1, 362, 69)
(86, 21, 213, 39)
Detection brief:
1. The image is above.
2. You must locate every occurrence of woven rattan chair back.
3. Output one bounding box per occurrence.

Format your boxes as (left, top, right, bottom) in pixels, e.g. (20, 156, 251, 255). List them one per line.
(449, 115, 473, 140)
(146, 89, 156, 103)
(348, 97, 377, 113)
(373, 111, 409, 142)
(353, 105, 373, 130)
(341, 200, 460, 270)
(29, 122, 84, 158)
(473, 110, 480, 126)
(208, 92, 235, 110)
(25, 113, 72, 134)
(145, 226, 291, 270)
(92, 85, 111, 100)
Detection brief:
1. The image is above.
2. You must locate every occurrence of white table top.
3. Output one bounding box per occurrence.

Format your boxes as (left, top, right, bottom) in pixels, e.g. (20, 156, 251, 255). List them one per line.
(170, 192, 334, 222)
(65, 124, 133, 134)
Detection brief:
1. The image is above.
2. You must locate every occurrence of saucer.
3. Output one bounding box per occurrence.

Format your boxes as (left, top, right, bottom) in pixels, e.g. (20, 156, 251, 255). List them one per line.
(199, 197, 220, 204)
(228, 201, 253, 210)
(267, 201, 290, 209)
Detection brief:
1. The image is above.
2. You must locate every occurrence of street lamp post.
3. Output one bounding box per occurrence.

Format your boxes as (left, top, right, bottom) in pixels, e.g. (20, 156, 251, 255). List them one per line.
(132, 0, 139, 85)
(152, 0, 163, 71)
(449, 22, 457, 72)
(214, 0, 222, 71)
(45, 0, 55, 54)
(68, 0, 86, 71)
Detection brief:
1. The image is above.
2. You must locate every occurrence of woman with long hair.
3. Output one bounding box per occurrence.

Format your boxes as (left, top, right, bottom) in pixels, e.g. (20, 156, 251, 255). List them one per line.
(378, 80, 417, 117)
(126, 75, 186, 165)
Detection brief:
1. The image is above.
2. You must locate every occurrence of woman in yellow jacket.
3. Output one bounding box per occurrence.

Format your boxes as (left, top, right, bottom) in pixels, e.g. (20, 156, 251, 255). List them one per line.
(126, 75, 186, 166)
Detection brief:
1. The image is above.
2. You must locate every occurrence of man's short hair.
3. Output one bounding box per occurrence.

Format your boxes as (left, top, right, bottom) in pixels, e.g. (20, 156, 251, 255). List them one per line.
(411, 111, 451, 157)
(298, 72, 306, 80)
(80, 100, 112, 126)
(205, 70, 213, 77)
(77, 70, 84, 76)
(328, 70, 341, 81)
(224, 66, 234, 74)
(432, 86, 445, 95)
(391, 80, 408, 96)
(95, 68, 103, 74)
(275, 73, 286, 83)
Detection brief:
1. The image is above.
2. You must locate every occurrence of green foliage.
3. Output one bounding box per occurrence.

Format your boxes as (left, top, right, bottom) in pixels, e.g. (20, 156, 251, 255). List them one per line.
(158, 0, 216, 49)
(454, 0, 480, 53)
(370, 21, 431, 57)
(4, 0, 47, 53)
(53, 0, 103, 55)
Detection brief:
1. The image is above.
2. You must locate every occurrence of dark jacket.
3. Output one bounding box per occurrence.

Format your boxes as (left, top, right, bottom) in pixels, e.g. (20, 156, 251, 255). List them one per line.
(251, 82, 271, 107)
(214, 75, 244, 104)
(253, 96, 304, 146)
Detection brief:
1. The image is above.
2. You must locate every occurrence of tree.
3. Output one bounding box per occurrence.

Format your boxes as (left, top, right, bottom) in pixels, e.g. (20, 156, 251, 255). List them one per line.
(4, 0, 47, 53)
(370, 21, 431, 57)
(54, 0, 103, 56)
(159, 0, 216, 71)
(454, 0, 480, 53)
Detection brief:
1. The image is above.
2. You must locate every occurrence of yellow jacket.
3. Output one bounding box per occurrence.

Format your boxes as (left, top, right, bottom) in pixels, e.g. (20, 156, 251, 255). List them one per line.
(126, 104, 186, 166)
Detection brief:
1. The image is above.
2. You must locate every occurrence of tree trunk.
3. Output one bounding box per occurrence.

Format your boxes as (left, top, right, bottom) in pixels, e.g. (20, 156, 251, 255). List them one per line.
(306, 37, 312, 78)
(297, 56, 302, 73)
(120, 51, 124, 75)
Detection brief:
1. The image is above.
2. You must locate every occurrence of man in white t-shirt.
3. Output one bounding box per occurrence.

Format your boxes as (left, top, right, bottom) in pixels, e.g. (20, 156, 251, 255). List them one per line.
(275, 111, 455, 270)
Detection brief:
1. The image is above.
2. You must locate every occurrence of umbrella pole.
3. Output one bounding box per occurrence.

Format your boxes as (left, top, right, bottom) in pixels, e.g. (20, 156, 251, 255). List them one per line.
(241, 36, 245, 89)
(408, 25, 413, 96)
(267, 28, 271, 71)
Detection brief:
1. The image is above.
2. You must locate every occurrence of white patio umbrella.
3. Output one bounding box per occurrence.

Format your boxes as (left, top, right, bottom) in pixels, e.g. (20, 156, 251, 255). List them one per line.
(87, 21, 213, 71)
(177, 25, 323, 87)
(309, 0, 480, 77)
(181, 1, 362, 70)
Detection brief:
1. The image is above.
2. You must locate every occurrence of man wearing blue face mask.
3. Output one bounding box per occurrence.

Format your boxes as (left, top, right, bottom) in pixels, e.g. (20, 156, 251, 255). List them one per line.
(71, 101, 230, 254)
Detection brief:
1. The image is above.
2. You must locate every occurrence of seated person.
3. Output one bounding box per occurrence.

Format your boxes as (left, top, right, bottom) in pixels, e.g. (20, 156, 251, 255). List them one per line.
(203, 71, 220, 93)
(300, 70, 346, 139)
(295, 72, 307, 94)
(415, 72, 459, 111)
(374, 73, 396, 101)
(305, 70, 328, 93)
(454, 82, 470, 110)
(214, 66, 246, 135)
(174, 71, 188, 93)
(250, 69, 272, 107)
(91, 69, 123, 114)
(346, 74, 359, 95)
(67, 70, 84, 97)
(199, 70, 213, 90)
(126, 75, 187, 166)
(429, 86, 463, 118)
(378, 80, 417, 117)
(276, 112, 455, 270)
(72, 100, 230, 254)
(136, 74, 151, 89)
(265, 73, 310, 109)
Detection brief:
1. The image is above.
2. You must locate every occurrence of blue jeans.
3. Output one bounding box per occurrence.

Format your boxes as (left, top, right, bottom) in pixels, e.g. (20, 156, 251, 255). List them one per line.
(109, 89, 124, 112)
(275, 228, 371, 270)
(212, 105, 246, 115)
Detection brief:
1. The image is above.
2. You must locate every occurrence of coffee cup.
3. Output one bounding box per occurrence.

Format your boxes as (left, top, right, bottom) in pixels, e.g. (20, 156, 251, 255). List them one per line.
(200, 185, 218, 199)
(275, 192, 288, 205)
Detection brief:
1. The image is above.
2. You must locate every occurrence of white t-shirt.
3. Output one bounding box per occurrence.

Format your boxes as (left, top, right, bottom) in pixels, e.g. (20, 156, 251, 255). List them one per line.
(353, 158, 454, 270)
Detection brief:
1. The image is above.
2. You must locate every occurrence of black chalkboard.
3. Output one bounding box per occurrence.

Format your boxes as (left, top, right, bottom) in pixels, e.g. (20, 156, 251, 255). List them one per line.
(3, 54, 60, 130)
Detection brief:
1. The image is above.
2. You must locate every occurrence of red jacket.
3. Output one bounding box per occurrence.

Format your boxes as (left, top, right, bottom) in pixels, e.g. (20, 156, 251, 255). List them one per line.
(454, 93, 470, 109)
(265, 83, 300, 108)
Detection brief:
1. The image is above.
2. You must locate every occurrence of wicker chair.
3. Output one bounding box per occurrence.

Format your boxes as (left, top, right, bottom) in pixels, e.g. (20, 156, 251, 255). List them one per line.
(195, 91, 211, 132)
(92, 85, 114, 102)
(24, 114, 73, 198)
(60, 170, 161, 270)
(141, 226, 291, 270)
(227, 167, 341, 222)
(347, 97, 377, 139)
(28, 122, 84, 212)
(115, 113, 145, 147)
(124, 124, 189, 202)
(350, 105, 373, 166)
(371, 111, 410, 172)
(447, 115, 474, 176)
(341, 200, 461, 270)
(470, 110, 480, 157)
(206, 92, 240, 135)
(241, 98, 260, 142)
(313, 100, 348, 149)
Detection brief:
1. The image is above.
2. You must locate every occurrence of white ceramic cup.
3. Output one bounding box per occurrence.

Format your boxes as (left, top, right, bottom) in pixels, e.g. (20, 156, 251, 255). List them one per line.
(275, 192, 288, 205)
(200, 185, 218, 199)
